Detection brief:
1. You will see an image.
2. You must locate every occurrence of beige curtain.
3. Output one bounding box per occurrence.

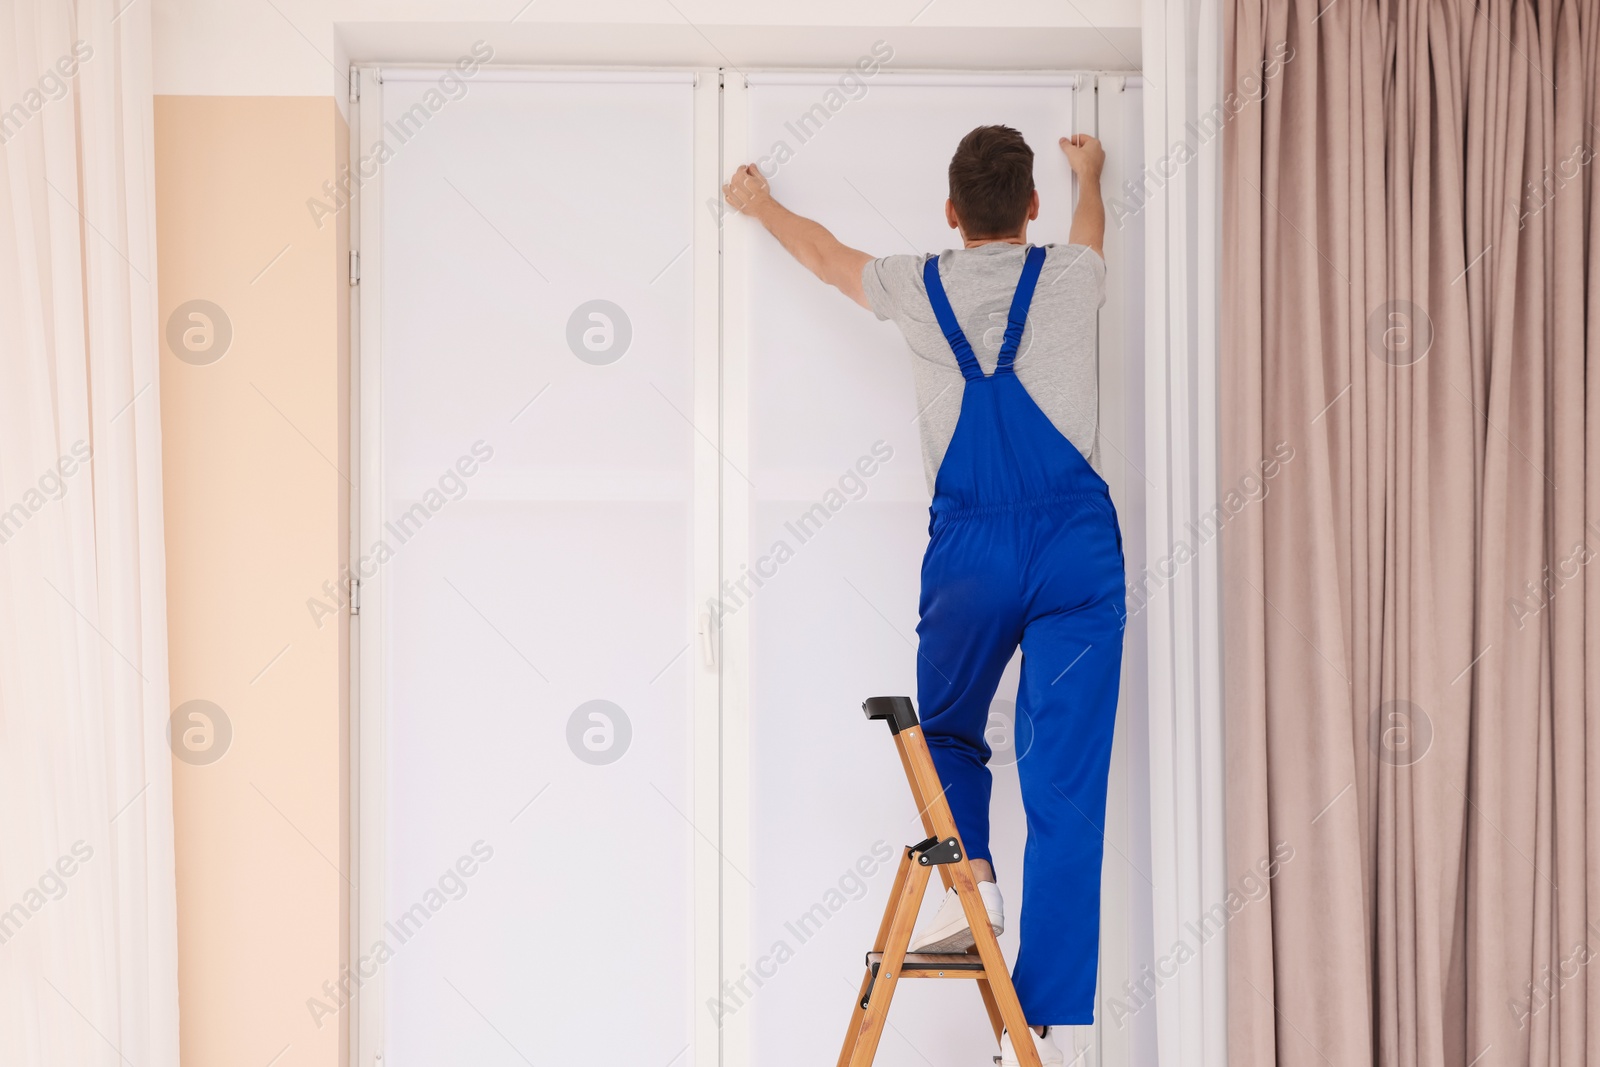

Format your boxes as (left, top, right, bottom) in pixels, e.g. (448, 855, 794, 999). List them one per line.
(1222, 1, 1600, 1065)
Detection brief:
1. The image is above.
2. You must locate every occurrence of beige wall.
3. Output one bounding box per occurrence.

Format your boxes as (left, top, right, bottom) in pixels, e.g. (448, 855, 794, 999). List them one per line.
(155, 95, 350, 1067)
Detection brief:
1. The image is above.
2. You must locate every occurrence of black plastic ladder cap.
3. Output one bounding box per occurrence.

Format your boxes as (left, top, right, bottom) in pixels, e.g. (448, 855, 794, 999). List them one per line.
(862, 696, 919, 733)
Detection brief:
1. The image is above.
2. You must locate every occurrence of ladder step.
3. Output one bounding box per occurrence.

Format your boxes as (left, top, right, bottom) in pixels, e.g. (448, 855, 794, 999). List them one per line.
(843, 698, 1041, 1067)
(866, 951, 988, 977)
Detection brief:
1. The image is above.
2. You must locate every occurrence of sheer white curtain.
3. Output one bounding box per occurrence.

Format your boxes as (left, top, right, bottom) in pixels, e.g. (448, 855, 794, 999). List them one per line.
(0, 0, 179, 1064)
(1139, 2, 1227, 1067)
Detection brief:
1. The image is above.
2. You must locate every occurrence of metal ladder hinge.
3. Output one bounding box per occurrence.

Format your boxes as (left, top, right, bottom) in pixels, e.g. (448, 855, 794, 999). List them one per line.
(911, 836, 963, 866)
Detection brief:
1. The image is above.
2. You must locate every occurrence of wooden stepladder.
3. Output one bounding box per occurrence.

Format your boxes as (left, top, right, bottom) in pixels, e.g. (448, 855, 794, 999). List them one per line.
(839, 696, 1043, 1067)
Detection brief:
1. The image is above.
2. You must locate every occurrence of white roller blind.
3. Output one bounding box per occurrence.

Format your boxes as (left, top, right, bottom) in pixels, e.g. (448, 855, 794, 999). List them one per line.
(728, 72, 1144, 1067)
(373, 72, 700, 1066)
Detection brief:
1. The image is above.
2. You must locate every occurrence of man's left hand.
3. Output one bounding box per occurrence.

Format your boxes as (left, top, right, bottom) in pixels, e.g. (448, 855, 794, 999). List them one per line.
(724, 164, 774, 216)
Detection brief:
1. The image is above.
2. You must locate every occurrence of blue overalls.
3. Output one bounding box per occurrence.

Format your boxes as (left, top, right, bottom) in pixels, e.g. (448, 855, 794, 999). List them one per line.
(915, 245, 1126, 1026)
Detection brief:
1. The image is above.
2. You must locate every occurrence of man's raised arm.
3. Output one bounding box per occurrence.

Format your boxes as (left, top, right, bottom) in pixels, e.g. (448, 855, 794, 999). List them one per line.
(1059, 134, 1106, 258)
(723, 164, 875, 310)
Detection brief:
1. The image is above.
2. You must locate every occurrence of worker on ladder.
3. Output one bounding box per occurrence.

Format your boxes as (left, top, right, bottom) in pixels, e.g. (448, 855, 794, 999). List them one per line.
(724, 125, 1125, 1066)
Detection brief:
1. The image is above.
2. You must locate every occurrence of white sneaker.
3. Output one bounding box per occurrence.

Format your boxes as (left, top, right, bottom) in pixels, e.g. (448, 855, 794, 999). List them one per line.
(906, 882, 1004, 953)
(997, 1026, 1066, 1067)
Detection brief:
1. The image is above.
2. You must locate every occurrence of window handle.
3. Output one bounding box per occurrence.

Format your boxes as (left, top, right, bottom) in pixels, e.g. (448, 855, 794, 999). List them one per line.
(699, 612, 718, 669)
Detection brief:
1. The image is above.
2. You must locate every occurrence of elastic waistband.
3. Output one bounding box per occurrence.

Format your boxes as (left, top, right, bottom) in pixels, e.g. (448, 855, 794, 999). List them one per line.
(929, 488, 1112, 521)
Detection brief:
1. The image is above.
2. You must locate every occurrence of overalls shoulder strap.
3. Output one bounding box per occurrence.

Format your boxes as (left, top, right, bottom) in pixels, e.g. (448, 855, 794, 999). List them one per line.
(922, 246, 1049, 381)
(995, 244, 1047, 375)
(922, 252, 985, 381)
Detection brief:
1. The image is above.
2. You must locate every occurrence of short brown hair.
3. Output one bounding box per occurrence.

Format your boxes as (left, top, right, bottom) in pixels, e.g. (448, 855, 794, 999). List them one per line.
(947, 126, 1035, 239)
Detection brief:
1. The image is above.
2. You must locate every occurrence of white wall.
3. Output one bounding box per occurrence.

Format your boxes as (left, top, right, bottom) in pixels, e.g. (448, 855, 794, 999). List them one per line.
(152, 0, 1142, 104)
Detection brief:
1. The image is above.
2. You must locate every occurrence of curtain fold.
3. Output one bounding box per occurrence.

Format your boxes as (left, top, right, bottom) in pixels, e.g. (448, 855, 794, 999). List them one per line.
(1223, 1, 1600, 1065)
(0, 0, 179, 1063)
(1132, 6, 1228, 1067)
(1139, 3, 1230, 1067)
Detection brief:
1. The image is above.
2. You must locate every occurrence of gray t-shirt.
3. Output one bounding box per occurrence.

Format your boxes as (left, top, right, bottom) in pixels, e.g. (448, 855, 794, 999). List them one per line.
(861, 242, 1106, 495)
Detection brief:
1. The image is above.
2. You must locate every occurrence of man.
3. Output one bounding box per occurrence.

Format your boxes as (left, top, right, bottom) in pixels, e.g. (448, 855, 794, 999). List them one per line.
(724, 126, 1125, 1066)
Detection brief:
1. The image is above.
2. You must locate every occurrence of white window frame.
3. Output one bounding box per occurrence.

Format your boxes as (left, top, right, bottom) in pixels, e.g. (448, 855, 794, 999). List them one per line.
(349, 64, 1156, 1067)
